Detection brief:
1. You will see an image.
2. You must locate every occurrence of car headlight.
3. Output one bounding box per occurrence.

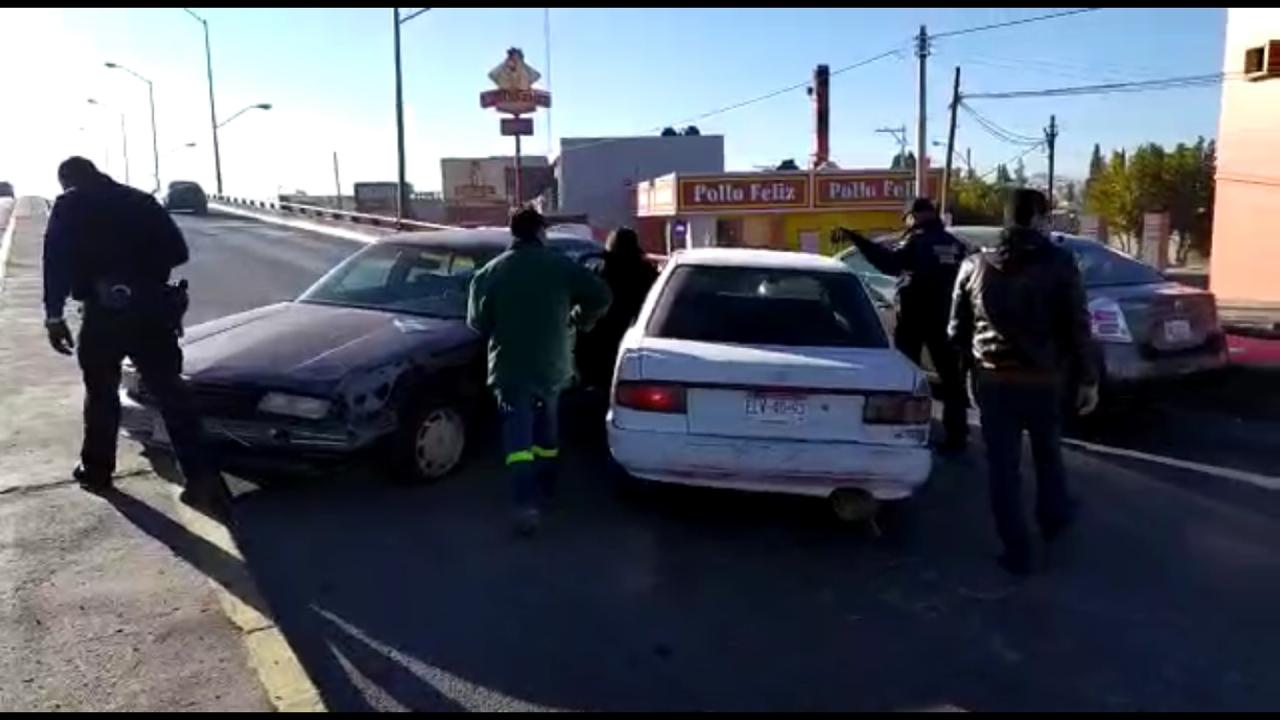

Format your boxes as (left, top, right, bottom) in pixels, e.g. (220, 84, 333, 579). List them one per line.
(257, 392, 332, 420)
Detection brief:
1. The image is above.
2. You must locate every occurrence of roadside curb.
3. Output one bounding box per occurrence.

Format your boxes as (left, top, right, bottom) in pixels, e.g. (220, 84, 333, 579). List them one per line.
(209, 202, 380, 245)
(173, 497, 327, 712)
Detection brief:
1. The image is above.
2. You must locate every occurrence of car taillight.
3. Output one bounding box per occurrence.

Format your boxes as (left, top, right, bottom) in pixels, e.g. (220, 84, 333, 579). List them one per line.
(1088, 297, 1133, 343)
(863, 394, 932, 425)
(615, 382, 687, 414)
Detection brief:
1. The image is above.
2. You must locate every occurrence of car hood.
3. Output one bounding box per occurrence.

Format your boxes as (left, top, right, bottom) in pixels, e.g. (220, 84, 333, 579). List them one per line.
(181, 301, 479, 395)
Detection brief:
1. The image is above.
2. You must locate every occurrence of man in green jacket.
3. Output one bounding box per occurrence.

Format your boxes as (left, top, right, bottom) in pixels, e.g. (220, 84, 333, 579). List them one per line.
(467, 207, 612, 535)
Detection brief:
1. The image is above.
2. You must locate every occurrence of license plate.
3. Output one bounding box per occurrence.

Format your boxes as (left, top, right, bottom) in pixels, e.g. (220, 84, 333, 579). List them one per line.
(152, 416, 170, 444)
(745, 394, 808, 424)
(1163, 318, 1193, 343)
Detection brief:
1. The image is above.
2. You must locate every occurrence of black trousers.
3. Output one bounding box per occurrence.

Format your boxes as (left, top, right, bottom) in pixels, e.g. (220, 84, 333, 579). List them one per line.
(973, 372, 1075, 563)
(77, 304, 217, 490)
(894, 317, 968, 444)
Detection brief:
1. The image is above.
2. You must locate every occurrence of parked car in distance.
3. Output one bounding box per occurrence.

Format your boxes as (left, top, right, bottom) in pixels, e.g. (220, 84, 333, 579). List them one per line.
(163, 181, 208, 214)
(607, 248, 934, 518)
(0, 181, 14, 198)
(120, 229, 605, 483)
(948, 226, 1228, 391)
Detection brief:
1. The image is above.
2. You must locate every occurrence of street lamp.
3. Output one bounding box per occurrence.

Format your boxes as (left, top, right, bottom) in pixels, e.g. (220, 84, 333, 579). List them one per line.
(216, 103, 272, 130)
(182, 8, 223, 195)
(87, 98, 130, 185)
(104, 62, 159, 194)
(394, 7, 431, 227)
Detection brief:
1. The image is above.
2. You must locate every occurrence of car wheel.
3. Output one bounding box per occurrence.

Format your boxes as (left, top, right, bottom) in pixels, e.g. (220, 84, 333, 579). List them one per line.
(393, 403, 466, 483)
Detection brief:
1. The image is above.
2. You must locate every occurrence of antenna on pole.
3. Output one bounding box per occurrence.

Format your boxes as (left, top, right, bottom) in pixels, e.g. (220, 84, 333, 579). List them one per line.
(544, 7, 553, 158)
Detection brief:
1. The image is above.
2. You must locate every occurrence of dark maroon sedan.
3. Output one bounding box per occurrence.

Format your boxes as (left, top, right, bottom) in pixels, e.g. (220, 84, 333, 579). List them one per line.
(120, 229, 603, 483)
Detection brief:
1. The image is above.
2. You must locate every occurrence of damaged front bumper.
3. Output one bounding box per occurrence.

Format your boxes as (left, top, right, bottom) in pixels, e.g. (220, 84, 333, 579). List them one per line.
(119, 388, 397, 458)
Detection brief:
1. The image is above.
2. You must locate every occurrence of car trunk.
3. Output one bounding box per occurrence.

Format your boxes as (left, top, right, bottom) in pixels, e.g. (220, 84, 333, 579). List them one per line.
(1099, 283, 1222, 357)
(635, 337, 918, 442)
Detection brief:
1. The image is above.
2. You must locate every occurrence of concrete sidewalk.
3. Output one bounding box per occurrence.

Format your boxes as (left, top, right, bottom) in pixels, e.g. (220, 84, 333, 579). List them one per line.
(0, 198, 272, 711)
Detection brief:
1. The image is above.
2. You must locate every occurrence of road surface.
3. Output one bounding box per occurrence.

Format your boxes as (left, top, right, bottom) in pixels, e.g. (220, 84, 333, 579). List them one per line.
(4, 206, 1280, 711)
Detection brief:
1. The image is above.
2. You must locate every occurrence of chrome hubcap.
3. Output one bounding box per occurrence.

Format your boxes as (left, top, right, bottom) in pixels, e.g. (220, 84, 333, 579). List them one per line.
(414, 408, 465, 478)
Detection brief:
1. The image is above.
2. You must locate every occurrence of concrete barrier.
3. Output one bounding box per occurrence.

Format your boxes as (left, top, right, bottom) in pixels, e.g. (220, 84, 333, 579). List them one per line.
(210, 194, 455, 233)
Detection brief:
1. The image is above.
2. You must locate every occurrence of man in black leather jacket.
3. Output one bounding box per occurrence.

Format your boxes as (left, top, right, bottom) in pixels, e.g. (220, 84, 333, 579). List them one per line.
(836, 197, 969, 453)
(949, 188, 1099, 576)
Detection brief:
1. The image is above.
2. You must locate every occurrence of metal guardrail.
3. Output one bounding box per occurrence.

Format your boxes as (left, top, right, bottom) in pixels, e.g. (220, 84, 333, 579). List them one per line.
(209, 194, 455, 232)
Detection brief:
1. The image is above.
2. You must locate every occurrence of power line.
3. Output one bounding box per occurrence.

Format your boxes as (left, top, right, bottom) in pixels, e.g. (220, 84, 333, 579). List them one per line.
(958, 102, 1043, 146)
(976, 142, 1045, 182)
(964, 72, 1241, 101)
(933, 7, 1101, 40)
(554, 41, 910, 159)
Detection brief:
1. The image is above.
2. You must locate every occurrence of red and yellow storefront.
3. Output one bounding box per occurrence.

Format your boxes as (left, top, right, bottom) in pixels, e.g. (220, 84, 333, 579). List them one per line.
(635, 169, 942, 255)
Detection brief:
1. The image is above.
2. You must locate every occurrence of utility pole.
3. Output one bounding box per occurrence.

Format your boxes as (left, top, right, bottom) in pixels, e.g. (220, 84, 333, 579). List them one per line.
(940, 66, 961, 218)
(393, 8, 408, 226)
(332, 151, 343, 210)
(914, 25, 929, 199)
(184, 9, 222, 195)
(875, 125, 908, 166)
(1045, 114, 1058, 208)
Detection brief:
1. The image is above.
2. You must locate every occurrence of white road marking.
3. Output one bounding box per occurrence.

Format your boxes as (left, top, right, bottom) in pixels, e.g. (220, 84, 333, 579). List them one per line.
(948, 404, 1280, 491)
(1060, 437, 1280, 491)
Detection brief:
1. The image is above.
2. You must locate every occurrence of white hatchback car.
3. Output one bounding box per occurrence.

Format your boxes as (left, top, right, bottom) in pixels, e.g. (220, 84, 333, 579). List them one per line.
(607, 248, 934, 509)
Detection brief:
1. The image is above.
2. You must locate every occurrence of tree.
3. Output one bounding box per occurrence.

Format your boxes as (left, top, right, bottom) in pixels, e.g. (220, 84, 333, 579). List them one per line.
(660, 127, 678, 137)
(776, 158, 800, 171)
(890, 150, 916, 170)
(950, 174, 1005, 226)
(682, 125, 701, 136)
(995, 163, 1012, 185)
(1013, 158, 1028, 187)
(1064, 181, 1077, 206)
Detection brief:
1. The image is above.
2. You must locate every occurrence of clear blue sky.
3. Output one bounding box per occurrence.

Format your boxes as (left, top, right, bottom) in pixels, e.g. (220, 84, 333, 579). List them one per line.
(0, 8, 1225, 199)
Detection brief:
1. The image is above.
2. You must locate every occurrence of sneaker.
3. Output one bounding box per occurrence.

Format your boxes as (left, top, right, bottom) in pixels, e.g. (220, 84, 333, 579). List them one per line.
(73, 464, 114, 493)
(512, 508, 542, 537)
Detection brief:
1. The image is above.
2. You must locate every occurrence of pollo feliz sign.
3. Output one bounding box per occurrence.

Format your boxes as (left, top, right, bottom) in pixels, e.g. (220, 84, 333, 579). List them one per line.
(679, 176, 810, 210)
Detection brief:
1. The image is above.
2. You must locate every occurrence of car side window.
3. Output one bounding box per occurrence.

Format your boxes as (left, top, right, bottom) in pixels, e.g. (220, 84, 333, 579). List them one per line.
(339, 250, 399, 292)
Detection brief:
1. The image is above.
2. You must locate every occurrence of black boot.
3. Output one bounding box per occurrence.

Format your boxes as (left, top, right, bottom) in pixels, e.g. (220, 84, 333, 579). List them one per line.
(179, 473, 233, 523)
(73, 464, 114, 493)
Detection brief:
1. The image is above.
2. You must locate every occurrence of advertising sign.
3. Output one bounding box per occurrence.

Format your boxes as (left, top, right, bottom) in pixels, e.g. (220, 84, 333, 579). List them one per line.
(500, 117, 534, 136)
(678, 175, 810, 211)
(479, 48, 552, 115)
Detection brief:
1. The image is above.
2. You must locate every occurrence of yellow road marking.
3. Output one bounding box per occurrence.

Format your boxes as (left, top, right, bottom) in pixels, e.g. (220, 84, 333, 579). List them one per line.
(174, 495, 326, 712)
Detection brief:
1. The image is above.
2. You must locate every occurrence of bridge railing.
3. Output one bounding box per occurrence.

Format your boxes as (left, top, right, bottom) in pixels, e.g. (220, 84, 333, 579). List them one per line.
(209, 194, 455, 232)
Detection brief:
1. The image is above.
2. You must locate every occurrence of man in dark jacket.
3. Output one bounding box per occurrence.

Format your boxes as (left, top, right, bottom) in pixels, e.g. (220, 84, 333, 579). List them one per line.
(43, 157, 230, 520)
(580, 227, 659, 390)
(835, 197, 969, 453)
(467, 207, 612, 535)
(949, 188, 1099, 576)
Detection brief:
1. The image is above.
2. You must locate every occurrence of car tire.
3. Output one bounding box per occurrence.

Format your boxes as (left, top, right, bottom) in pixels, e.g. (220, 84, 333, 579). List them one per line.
(391, 402, 467, 484)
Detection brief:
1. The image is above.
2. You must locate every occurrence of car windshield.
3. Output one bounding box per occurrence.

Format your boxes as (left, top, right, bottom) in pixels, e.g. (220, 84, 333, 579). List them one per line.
(299, 242, 497, 318)
(647, 265, 889, 348)
(1069, 239, 1165, 287)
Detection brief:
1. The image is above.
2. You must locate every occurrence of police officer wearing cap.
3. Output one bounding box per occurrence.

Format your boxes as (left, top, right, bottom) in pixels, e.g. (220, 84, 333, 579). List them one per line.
(43, 157, 230, 519)
(833, 197, 970, 454)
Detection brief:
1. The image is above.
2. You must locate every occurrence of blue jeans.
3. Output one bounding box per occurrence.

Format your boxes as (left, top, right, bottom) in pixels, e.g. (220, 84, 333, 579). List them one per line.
(974, 372, 1075, 564)
(496, 388, 560, 512)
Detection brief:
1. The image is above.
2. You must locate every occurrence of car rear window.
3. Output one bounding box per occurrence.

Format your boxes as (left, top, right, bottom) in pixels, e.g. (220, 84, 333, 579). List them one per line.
(647, 265, 889, 348)
(1068, 240, 1165, 287)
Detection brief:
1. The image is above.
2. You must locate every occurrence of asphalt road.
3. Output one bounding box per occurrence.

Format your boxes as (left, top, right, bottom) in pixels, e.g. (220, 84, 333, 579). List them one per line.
(7, 209, 1280, 710)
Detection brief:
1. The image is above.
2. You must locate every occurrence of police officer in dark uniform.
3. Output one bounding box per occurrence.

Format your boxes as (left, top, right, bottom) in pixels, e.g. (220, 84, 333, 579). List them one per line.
(834, 197, 970, 453)
(43, 157, 230, 519)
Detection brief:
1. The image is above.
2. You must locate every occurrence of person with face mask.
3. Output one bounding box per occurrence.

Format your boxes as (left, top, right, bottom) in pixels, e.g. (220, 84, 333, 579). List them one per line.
(948, 188, 1099, 576)
(833, 197, 970, 455)
(467, 207, 612, 535)
(41, 156, 231, 520)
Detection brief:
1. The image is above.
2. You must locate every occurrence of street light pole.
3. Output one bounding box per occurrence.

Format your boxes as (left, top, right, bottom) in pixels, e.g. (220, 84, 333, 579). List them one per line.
(393, 7, 431, 228)
(89, 98, 130, 185)
(184, 8, 223, 195)
(216, 103, 272, 130)
(394, 7, 407, 226)
(105, 62, 160, 194)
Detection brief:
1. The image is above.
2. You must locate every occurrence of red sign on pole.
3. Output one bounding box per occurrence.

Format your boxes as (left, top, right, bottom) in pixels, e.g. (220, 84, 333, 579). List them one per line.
(500, 117, 534, 136)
